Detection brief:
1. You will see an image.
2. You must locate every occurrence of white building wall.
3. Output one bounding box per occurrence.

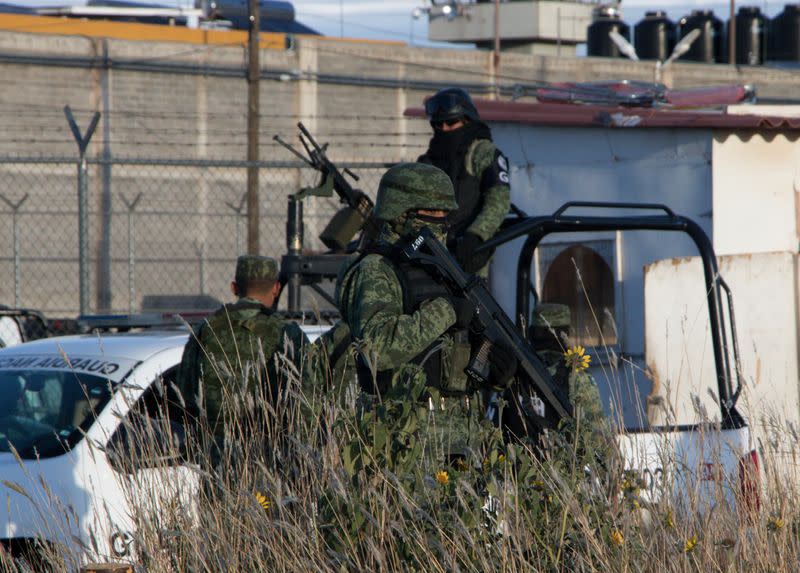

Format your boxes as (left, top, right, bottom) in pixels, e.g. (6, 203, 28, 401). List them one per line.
(712, 132, 800, 256)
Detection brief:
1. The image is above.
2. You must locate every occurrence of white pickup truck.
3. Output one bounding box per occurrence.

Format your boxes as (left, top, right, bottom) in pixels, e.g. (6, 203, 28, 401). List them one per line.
(0, 205, 758, 565)
(484, 201, 759, 513)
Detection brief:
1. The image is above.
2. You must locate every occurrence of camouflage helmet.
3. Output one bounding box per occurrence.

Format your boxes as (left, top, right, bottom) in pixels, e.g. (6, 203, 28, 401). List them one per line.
(425, 87, 480, 124)
(234, 255, 279, 286)
(534, 303, 571, 329)
(530, 303, 571, 351)
(373, 163, 457, 222)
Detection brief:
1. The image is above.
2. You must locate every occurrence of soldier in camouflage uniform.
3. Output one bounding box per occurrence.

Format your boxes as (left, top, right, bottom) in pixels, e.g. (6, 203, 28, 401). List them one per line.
(306, 319, 357, 408)
(176, 255, 308, 440)
(338, 163, 514, 469)
(531, 303, 614, 462)
(418, 87, 511, 274)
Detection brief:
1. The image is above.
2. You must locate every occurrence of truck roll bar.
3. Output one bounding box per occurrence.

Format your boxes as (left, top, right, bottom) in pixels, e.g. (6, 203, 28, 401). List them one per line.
(479, 202, 745, 430)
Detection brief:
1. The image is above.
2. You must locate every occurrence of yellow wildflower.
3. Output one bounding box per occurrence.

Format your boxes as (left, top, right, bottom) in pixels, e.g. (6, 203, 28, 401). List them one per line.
(435, 470, 449, 486)
(683, 534, 698, 553)
(498, 454, 506, 464)
(663, 510, 674, 529)
(609, 529, 624, 546)
(564, 346, 591, 371)
(454, 458, 469, 472)
(254, 491, 271, 512)
(768, 516, 785, 531)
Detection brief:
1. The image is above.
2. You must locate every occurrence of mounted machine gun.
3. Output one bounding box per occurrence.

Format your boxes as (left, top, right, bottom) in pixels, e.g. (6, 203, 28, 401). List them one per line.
(274, 123, 385, 312)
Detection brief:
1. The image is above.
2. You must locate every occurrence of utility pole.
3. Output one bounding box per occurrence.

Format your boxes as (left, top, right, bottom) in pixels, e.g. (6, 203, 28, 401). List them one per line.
(246, 0, 260, 254)
(729, 0, 736, 65)
(493, 0, 501, 71)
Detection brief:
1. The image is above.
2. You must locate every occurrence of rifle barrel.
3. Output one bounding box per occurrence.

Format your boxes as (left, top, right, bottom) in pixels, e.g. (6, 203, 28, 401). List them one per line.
(343, 167, 360, 182)
(272, 135, 314, 166)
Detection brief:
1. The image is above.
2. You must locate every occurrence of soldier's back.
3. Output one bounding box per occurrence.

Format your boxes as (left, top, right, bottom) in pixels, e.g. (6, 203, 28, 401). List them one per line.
(198, 299, 291, 428)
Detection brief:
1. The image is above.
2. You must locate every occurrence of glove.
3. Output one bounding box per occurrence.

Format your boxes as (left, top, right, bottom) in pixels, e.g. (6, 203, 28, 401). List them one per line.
(454, 232, 492, 274)
(488, 341, 518, 389)
(449, 297, 476, 329)
(453, 232, 482, 271)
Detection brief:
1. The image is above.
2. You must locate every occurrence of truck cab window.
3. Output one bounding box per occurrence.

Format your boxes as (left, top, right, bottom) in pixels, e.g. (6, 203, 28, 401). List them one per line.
(541, 243, 617, 347)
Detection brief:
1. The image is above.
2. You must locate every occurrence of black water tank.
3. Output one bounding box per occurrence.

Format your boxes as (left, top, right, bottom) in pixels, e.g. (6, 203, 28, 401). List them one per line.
(769, 4, 800, 61)
(734, 6, 768, 64)
(678, 10, 725, 62)
(634, 11, 677, 61)
(587, 5, 631, 58)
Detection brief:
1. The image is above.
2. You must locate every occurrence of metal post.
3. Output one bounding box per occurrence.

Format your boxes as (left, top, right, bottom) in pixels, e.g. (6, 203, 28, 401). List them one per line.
(0, 193, 29, 308)
(286, 196, 304, 311)
(90, 39, 112, 312)
(246, 0, 261, 254)
(195, 241, 206, 295)
(729, 0, 736, 64)
(97, 39, 113, 312)
(225, 193, 247, 255)
(121, 192, 142, 314)
(65, 105, 100, 317)
(557, 7, 562, 57)
(493, 0, 501, 72)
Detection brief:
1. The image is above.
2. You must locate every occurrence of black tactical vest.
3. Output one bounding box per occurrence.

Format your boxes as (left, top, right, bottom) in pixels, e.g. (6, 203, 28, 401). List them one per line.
(347, 246, 467, 397)
(418, 148, 483, 245)
(446, 166, 482, 243)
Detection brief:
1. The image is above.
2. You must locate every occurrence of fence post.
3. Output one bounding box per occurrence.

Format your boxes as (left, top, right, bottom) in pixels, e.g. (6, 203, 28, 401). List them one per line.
(194, 240, 206, 296)
(120, 192, 143, 314)
(64, 105, 100, 316)
(0, 193, 29, 308)
(225, 193, 247, 255)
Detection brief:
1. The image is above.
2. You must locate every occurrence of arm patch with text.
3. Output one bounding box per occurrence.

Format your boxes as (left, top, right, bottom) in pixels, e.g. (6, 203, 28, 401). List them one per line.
(482, 149, 511, 189)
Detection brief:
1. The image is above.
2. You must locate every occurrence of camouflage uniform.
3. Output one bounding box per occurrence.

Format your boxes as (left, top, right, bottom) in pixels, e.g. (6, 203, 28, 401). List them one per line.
(531, 303, 613, 462)
(338, 163, 488, 466)
(305, 319, 357, 408)
(176, 256, 307, 439)
(418, 88, 511, 274)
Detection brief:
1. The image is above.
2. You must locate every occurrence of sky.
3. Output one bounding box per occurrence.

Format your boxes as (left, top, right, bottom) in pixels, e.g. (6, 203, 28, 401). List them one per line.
(2, 0, 787, 47)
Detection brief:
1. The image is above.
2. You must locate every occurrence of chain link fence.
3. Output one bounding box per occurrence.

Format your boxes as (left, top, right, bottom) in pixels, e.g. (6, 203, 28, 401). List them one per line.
(0, 156, 392, 318)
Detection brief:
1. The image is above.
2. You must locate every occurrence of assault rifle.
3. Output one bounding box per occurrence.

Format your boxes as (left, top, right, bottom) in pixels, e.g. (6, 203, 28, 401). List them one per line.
(274, 122, 381, 251)
(401, 227, 574, 435)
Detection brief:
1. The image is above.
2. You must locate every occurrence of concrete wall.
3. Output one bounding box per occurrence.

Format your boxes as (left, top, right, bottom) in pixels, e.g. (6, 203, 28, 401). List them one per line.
(1, 26, 800, 316)
(712, 131, 800, 256)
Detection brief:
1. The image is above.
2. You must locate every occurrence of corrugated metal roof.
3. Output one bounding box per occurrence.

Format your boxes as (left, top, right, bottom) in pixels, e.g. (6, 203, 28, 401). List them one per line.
(405, 99, 800, 131)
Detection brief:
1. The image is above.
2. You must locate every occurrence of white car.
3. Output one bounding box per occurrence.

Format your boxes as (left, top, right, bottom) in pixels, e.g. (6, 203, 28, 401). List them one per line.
(0, 329, 193, 565)
(0, 320, 329, 566)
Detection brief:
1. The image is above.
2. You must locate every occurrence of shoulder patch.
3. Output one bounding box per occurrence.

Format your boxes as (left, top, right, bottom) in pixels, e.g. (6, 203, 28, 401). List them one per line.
(481, 148, 511, 188)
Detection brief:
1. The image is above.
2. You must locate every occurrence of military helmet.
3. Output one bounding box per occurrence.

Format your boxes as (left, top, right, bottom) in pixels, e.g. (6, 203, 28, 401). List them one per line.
(234, 255, 279, 286)
(530, 303, 571, 351)
(425, 87, 480, 124)
(534, 303, 571, 329)
(374, 163, 457, 222)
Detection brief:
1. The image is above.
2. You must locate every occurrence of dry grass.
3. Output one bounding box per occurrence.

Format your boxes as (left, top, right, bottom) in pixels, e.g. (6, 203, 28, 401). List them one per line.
(2, 342, 800, 573)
